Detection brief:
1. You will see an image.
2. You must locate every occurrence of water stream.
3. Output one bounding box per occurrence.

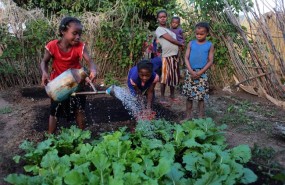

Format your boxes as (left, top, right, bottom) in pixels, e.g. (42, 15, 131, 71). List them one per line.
(109, 85, 144, 119)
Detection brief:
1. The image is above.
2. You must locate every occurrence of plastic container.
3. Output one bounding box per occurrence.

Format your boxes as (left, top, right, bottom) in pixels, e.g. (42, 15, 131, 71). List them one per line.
(45, 68, 87, 101)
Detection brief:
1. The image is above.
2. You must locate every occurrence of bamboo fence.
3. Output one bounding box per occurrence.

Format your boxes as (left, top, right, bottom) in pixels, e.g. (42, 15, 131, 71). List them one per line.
(221, 0, 285, 107)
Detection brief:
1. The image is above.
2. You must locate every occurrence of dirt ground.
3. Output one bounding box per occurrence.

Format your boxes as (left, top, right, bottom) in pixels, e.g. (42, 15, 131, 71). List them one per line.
(0, 84, 285, 184)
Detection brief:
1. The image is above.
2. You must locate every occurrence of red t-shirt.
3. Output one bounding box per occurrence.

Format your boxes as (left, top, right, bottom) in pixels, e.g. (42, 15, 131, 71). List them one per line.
(45, 40, 84, 80)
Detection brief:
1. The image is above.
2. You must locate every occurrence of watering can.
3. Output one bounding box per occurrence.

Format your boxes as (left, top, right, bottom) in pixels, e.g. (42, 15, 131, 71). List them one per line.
(45, 68, 88, 102)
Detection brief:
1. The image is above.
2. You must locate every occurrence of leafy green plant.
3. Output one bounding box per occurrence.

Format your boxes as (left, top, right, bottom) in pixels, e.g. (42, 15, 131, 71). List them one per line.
(0, 18, 54, 89)
(15, 0, 177, 29)
(0, 107, 12, 114)
(5, 119, 257, 184)
(104, 72, 121, 86)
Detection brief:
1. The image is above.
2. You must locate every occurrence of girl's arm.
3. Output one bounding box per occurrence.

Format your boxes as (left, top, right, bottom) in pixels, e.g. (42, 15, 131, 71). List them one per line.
(82, 46, 97, 82)
(197, 44, 214, 75)
(133, 85, 142, 95)
(161, 33, 184, 47)
(40, 49, 52, 86)
(146, 74, 159, 109)
(184, 42, 199, 78)
(146, 82, 156, 109)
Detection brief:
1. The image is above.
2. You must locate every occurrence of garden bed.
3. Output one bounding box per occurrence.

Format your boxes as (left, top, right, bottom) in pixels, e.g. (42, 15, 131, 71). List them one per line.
(0, 85, 285, 184)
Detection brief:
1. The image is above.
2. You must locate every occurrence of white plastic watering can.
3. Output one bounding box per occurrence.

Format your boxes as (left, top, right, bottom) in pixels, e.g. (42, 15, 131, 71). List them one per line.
(45, 68, 87, 101)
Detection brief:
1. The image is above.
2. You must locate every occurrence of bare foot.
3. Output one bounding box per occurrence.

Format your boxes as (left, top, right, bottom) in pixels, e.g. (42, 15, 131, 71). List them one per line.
(160, 97, 166, 103)
(159, 97, 170, 107)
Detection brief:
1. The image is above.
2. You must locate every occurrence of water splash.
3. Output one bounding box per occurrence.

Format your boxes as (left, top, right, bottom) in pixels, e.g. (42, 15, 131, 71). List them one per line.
(108, 85, 144, 119)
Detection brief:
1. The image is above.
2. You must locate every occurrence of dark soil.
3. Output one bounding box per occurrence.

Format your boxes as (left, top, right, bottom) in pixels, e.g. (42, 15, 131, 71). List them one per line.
(245, 162, 283, 185)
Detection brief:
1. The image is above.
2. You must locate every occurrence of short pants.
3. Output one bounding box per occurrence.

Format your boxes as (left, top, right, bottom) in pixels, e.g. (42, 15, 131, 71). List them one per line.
(50, 86, 86, 120)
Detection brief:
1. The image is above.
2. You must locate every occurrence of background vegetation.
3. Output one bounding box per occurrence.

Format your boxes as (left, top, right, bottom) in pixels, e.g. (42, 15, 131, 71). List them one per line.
(1, 0, 285, 105)
(0, 0, 178, 89)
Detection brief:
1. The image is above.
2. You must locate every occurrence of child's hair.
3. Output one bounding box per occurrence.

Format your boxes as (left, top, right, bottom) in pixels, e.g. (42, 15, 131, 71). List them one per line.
(137, 60, 153, 72)
(59, 17, 82, 37)
(171, 16, 180, 23)
(195, 22, 210, 33)
(156, 10, 167, 18)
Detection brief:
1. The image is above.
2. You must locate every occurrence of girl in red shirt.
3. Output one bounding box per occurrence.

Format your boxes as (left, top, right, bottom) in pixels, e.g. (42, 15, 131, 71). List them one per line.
(40, 17, 96, 134)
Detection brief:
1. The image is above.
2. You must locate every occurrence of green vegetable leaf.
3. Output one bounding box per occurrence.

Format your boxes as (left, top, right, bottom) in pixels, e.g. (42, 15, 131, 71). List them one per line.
(92, 153, 110, 170)
(183, 152, 200, 176)
(124, 172, 142, 185)
(230, 145, 251, 163)
(40, 150, 59, 168)
(201, 152, 217, 170)
(112, 162, 125, 178)
(166, 163, 185, 183)
(5, 174, 28, 184)
(37, 138, 53, 151)
(240, 168, 258, 184)
(53, 177, 63, 185)
(183, 129, 204, 148)
(160, 144, 175, 160)
(19, 140, 35, 152)
(64, 170, 84, 185)
(174, 124, 185, 145)
(13, 155, 21, 164)
(194, 172, 221, 185)
(154, 158, 172, 178)
(24, 165, 39, 174)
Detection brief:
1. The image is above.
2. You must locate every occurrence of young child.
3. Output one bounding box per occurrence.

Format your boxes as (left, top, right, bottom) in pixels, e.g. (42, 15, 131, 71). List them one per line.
(40, 17, 97, 134)
(170, 16, 186, 81)
(142, 34, 154, 60)
(181, 22, 214, 120)
(127, 60, 159, 110)
(155, 10, 184, 104)
(170, 16, 185, 46)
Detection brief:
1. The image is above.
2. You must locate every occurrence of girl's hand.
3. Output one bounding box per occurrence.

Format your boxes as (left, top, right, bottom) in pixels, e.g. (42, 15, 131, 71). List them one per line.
(189, 71, 199, 79)
(195, 70, 204, 79)
(89, 70, 97, 82)
(41, 72, 49, 86)
(192, 72, 201, 79)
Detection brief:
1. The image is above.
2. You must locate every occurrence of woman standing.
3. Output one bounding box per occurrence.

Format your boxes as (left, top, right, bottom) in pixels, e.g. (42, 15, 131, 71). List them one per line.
(155, 10, 184, 104)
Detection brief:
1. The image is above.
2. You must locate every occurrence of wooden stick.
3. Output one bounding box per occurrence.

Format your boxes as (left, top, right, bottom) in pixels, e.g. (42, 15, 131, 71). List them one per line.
(234, 73, 269, 87)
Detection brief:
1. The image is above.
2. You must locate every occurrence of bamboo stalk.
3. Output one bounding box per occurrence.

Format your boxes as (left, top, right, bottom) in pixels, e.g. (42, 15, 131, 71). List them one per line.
(234, 73, 269, 87)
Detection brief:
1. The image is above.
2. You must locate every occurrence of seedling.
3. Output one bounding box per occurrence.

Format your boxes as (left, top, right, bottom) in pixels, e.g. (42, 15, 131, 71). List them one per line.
(0, 107, 12, 114)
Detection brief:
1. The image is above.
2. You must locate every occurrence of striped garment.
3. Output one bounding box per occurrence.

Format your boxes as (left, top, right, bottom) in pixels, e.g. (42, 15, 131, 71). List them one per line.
(160, 55, 179, 86)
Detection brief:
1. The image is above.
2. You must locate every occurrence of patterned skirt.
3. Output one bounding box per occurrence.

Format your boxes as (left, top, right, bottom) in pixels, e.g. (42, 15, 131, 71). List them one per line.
(181, 69, 209, 100)
(160, 55, 179, 86)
